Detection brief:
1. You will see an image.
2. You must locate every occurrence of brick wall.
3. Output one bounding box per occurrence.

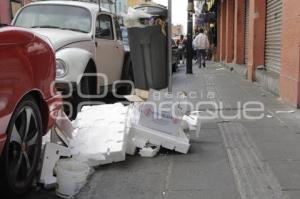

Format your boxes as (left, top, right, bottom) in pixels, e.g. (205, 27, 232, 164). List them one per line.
(0, 0, 11, 24)
(279, 0, 300, 107)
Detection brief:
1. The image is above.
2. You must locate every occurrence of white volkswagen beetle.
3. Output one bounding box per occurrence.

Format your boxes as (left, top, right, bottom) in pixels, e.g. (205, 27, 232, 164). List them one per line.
(13, 1, 133, 117)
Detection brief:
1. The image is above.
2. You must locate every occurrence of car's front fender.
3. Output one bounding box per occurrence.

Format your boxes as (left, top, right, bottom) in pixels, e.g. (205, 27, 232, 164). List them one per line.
(55, 48, 95, 85)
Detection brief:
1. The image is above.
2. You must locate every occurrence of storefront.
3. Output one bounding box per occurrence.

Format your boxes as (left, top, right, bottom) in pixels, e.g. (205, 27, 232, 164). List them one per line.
(216, 0, 300, 108)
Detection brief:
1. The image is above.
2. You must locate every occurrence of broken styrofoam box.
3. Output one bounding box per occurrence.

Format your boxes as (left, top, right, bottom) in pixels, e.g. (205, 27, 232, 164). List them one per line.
(134, 89, 190, 137)
(137, 102, 182, 136)
(128, 124, 190, 154)
(72, 103, 128, 129)
(139, 144, 160, 157)
(126, 103, 190, 154)
(69, 103, 129, 167)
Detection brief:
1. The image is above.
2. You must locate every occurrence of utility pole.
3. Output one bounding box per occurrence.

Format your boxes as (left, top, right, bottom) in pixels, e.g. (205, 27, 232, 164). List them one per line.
(168, 0, 172, 92)
(186, 0, 194, 74)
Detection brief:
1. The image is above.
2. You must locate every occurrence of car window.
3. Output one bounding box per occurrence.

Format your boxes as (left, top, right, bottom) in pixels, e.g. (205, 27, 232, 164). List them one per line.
(14, 5, 92, 33)
(96, 14, 114, 40)
(114, 17, 122, 41)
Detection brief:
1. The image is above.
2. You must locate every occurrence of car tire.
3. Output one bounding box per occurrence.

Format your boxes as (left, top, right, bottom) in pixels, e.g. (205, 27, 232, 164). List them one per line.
(119, 54, 134, 95)
(64, 64, 97, 120)
(80, 72, 96, 97)
(0, 96, 43, 196)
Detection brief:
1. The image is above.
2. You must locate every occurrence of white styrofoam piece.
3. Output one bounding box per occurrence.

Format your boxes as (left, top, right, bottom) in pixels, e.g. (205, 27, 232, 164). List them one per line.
(128, 123, 190, 154)
(69, 103, 129, 167)
(137, 89, 189, 136)
(182, 114, 201, 138)
(139, 145, 160, 157)
(55, 110, 74, 142)
(182, 115, 197, 130)
(126, 103, 190, 154)
(39, 143, 71, 188)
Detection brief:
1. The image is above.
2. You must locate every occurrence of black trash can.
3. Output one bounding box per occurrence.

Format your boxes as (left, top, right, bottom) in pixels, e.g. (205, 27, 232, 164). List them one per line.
(128, 25, 168, 90)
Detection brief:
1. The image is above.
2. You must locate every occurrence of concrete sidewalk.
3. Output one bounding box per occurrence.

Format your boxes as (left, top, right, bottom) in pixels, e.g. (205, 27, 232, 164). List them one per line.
(172, 62, 300, 199)
(27, 62, 300, 199)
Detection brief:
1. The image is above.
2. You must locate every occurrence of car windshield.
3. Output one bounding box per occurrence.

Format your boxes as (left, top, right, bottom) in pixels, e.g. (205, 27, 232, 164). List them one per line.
(14, 5, 92, 33)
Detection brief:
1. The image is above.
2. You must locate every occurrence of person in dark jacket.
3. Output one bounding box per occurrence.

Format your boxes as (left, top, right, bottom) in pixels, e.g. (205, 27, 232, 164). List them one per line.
(177, 35, 187, 64)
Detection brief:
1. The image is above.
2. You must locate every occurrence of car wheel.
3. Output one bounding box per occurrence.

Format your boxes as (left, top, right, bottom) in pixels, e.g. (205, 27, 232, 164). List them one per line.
(0, 96, 42, 195)
(65, 77, 92, 120)
(119, 55, 134, 95)
(80, 74, 94, 96)
(64, 63, 97, 120)
(68, 71, 96, 120)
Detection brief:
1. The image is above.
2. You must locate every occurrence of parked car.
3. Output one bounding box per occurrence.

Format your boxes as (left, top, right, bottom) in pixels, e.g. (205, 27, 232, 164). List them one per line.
(0, 27, 61, 195)
(12, 1, 132, 117)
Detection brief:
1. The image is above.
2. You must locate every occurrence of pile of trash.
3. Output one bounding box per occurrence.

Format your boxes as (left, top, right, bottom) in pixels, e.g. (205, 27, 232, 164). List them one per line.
(41, 90, 201, 198)
(69, 89, 199, 166)
(70, 103, 129, 167)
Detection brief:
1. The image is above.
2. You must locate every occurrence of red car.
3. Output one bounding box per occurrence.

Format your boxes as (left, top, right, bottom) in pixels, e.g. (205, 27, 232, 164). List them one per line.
(0, 27, 61, 195)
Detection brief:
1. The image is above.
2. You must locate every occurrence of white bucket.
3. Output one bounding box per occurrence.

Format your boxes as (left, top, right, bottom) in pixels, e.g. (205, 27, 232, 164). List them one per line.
(56, 159, 90, 199)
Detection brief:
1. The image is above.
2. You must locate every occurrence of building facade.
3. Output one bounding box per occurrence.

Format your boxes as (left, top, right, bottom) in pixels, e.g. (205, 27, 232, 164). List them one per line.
(0, 0, 31, 24)
(216, 0, 300, 107)
(80, 0, 127, 15)
(128, 0, 151, 7)
(172, 24, 184, 37)
(114, 0, 128, 15)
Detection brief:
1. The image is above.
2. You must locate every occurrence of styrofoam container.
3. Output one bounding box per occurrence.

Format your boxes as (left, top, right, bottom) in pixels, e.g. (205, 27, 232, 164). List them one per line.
(126, 103, 190, 154)
(56, 159, 90, 199)
(69, 103, 129, 166)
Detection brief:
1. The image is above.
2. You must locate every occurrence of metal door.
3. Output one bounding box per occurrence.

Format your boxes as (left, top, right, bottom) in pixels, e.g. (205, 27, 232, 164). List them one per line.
(264, 0, 282, 73)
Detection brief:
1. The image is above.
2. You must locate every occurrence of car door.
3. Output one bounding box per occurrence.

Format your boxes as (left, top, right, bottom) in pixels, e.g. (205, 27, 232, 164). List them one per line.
(95, 13, 124, 86)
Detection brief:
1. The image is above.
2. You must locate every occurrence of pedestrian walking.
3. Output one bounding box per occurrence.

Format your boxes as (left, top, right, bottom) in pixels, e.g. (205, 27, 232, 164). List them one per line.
(193, 28, 209, 68)
(193, 31, 199, 63)
(176, 35, 187, 65)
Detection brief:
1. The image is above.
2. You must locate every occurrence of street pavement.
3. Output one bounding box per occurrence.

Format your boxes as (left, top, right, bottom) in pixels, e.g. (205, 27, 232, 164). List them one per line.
(26, 62, 300, 199)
